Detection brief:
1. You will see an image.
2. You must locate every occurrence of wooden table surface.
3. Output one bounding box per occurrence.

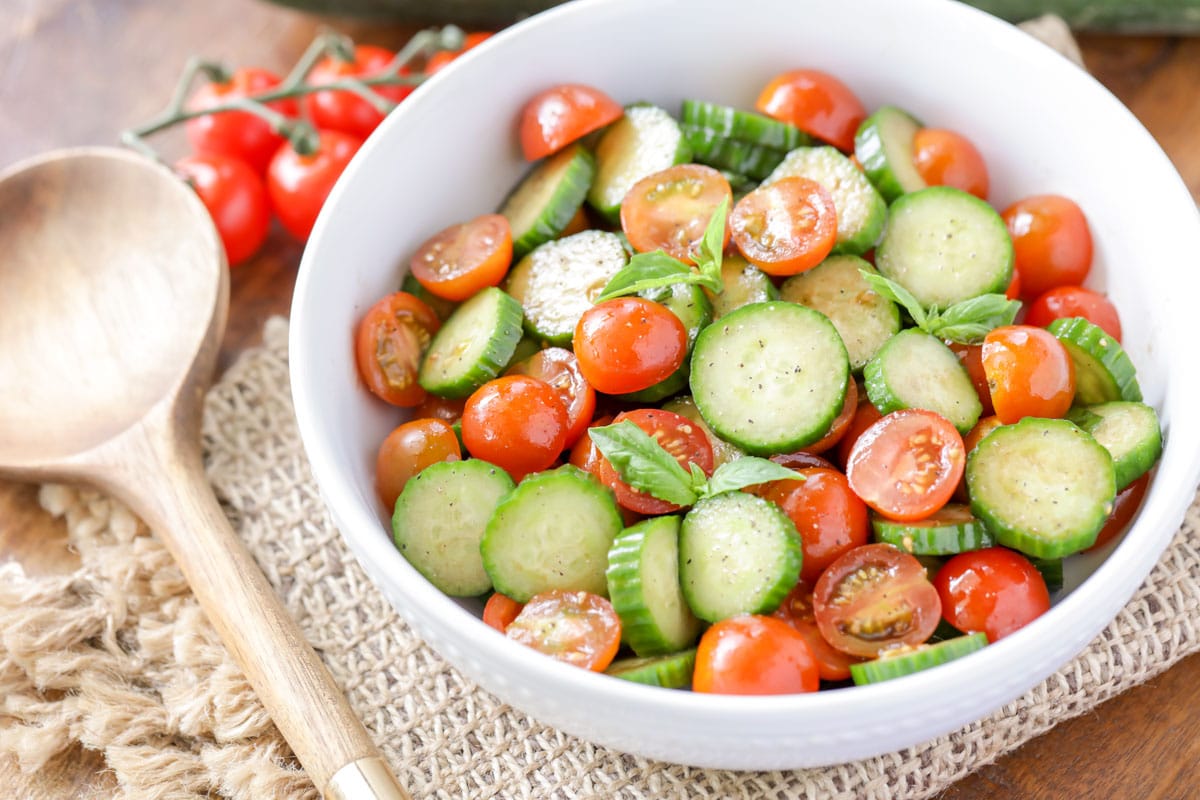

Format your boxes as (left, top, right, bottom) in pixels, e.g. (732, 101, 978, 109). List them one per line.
(2, 2, 1199, 798)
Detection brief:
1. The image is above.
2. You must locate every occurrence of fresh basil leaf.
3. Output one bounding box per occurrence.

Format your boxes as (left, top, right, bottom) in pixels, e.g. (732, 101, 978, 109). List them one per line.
(928, 293, 1020, 343)
(859, 270, 928, 329)
(929, 323, 996, 343)
(587, 421, 697, 506)
(694, 197, 729, 290)
(700, 457, 802, 498)
(688, 462, 709, 494)
(595, 251, 691, 302)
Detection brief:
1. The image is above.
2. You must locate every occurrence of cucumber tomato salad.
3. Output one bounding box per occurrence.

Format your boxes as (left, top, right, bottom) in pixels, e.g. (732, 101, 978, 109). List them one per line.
(354, 70, 1161, 692)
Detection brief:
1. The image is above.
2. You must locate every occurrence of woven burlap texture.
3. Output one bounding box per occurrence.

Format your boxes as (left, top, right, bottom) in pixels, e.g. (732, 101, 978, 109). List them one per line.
(3, 317, 1199, 799)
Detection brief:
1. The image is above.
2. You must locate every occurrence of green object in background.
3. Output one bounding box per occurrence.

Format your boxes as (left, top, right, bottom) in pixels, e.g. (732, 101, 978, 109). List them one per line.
(266, 0, 1200, 32)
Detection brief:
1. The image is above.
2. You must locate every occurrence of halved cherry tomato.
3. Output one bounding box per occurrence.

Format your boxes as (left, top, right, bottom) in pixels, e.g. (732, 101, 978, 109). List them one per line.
(461, 375, 568, 479)
(835, 398, 884, 470)
(846, 409, 966, 521)
(519, 84, 623, 161)
(1025, 285, 1122, 342)
(375, 418, 460, 509)
(175, 153, 271, 267)
(981, 325, 1075, 424)
(802, 379, 858, 454)
(912, 128, 989, 199)
(594, 408, 713, 516)
(573, 297, 687, 395)
(426, 32, 492, 74)
(506, 590, 621, 671)
(760, 468, 870, 583)
(354, 291, 441, 407)
(772, 581, 863, 681)
(482, 592, 524, 633)
(1087, 473, 1150, 552)
(934, 547, 1050, 642)
(186, 67, 299, 175)
(692, 614, 819, 695)
(506, 347, 596, 448)
(729, 177, 837, 276)
(267, 130, 363, 241)
(304, 44, 412, 140)
(754, 69, 866, 152)
(812, 543, 942, 658)
(1002, 194, 1093, 299)
(409, 214, 513, 301)
(949, 342, 994, 417)
(412, 394, 466, 425)
(620, 164, 732, 263)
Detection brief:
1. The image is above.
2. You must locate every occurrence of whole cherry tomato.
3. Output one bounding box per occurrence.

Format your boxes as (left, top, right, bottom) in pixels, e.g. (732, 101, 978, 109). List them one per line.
(981, 325, 1075, 424)
(949, 342, 994, 418)
(354, 291, 441, 407)
(729, 177, 837, 276)
(426, 32, 492, 74)
(912, 128, 989, 199)
(1086, 473, 1150, 552)
(304, 44, 412, 140)
(175, 154, 271, 267)
(1002, 194, 1093, 299)
(186, 67, 299, 174)
(692, 614, 819, 695)
(482, 592, 524, 633)
(754, 69, 866, 152)
(573, 297, 687, 395)
(1025, 285, 1122, 342)
(506, 590, 621, 671)
(934, 547, 1051, 642)
(620, 164, 732, 263)
(410, 214, 514, 301)
(267, 130, 363, 240)
(461, 375, 568, 479)
(374, 418, 461, 510)
(772, 581, 864, 681)
(760, 468, 870, 584)
(411, 394, 466, 425)
(835, 397, 883, 470)
(506, 347, 596, 448)
(519, 83, 623, 161)
(592, 408, 714, 516)
(800, 379, 858, 455)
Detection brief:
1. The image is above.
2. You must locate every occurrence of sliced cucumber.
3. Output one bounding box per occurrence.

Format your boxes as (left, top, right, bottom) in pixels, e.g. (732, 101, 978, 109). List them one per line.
(707, 252, 779, 320)
(762, 145, 887, 255)
(681, 125, 788, 181)
(504, 332, 543, 369)
(680, 100, 809, 151)
(854, 105, 925, 202)
(605, 649, 697, 688)
(779, 255, 900, 371)
(872, 504, 994, 555)
(400, 273, 458, 322)
(1048, 317, 1142, 404)
(863, 328, 982, 433)
(679, 491, 802, 622)
(875, 186, 1014, 308)
(500, 143, 595, 259)
(606, 516, 702, 656)
(967, 418, 1116, 558)
(392, 459, 514, 596)
(417, 287, 523, 398)
(588, 104, 691, 222)
(849, 632, 988, 685)
(661, 395, 745, 468)
(1068, 402, 1162, 490)
(504, 230, 627, 345)
(481, 465, 623, 602)
(1029, 556, 1064, 594)
(690, 301, 850, 455)
(618, 282, 713, 403)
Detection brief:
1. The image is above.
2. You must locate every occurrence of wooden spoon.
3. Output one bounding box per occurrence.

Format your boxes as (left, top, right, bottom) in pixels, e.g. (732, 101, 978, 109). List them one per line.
(0, 148, 407, 800)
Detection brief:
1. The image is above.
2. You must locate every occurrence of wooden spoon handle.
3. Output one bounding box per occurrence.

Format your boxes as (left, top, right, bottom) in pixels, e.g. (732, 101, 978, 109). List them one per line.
(113, 428, 409, 800)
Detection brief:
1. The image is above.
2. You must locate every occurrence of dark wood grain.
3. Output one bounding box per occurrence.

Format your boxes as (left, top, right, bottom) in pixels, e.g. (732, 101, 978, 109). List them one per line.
(1, 4, 1198, 798)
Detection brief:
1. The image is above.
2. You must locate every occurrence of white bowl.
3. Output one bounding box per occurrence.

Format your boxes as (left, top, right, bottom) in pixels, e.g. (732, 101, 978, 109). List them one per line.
(291, 0, 1200, 769)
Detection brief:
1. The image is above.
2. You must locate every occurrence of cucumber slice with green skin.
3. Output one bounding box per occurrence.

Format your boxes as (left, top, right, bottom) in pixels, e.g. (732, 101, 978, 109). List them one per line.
(661, 395, 745, 467)
(504, 230, 627, 345)
(481, 465, 623, 602)
(588, 104, 692, 222)
(605, 649, 697, 688)
(854, 105, 926, 203)
(875, 186, 1014, 308)
(606, 516, 702, 656)
(849, 632, 988, 685)
(1029, 556, 1064, 594)
(617, 282, 714, 403)
(762, 145, 887, 255)
(679, 491, 803, 622)
(706, 252, 779, 320)
(779, 255, 900, 371)
(417, 287, 524, 398)
(392, 459, 514, 597)
(400, 273, 458, 322)
(690, 301, 850, 455)
(1068, 402, 1162, 490)
(1048, 317, 1142, 404)
(500, 143, 595, 259)
(504, 332, 544, 369)
(680, 100, 809, 151)
(863, 328, 982, 434)
(872, 504, 995, 555)
(967, 418, 1117, 558)
(680, 124, 789, 181)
